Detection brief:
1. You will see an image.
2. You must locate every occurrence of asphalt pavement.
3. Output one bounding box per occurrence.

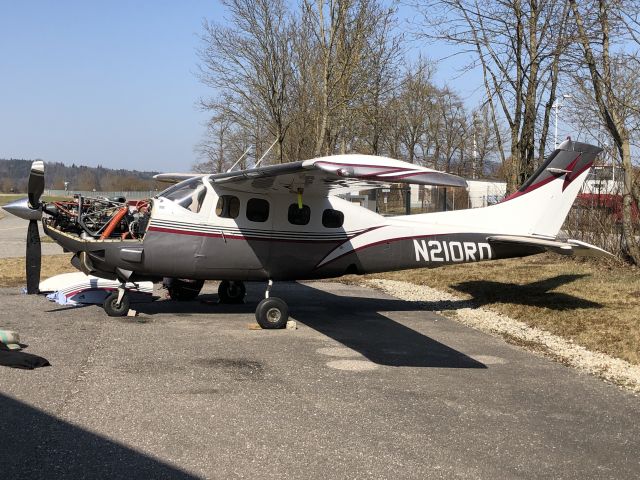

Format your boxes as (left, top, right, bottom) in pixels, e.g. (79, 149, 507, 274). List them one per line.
(0, 281, 638, 479)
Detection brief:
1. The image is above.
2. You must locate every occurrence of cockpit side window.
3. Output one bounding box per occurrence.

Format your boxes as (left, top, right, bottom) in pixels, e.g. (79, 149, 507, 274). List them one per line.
(246, 198, 270, 222)
(215, 195, 240, 219)
(158, 178, 206, 213)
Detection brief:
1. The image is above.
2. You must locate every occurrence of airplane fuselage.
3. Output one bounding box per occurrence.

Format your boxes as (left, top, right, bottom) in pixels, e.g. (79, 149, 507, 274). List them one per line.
(43, 187, 539, 283)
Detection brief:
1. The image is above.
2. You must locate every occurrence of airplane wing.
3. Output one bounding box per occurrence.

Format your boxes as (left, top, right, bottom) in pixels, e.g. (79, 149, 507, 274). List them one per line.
(198, 154, 467, 195)
(487, 235, 615, 258)
(154, 173, 208, 183)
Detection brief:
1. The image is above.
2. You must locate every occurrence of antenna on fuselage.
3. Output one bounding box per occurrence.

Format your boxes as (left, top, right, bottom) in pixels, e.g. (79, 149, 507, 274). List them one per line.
(254, 138, 279, 169)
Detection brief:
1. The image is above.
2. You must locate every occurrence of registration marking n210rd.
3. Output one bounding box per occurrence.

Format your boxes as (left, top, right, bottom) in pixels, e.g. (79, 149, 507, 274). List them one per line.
(413, 239, 492, 262)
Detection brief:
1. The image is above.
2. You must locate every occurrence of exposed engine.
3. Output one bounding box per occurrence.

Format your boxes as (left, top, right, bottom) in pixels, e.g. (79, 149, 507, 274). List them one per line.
(45, 195, 151, 240)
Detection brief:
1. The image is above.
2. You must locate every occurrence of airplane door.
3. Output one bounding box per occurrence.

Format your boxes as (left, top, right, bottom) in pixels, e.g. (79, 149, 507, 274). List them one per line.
(196, 193, 272, 274)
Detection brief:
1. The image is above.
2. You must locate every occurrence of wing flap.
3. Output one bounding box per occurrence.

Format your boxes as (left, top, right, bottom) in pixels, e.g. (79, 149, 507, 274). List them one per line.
(487, 235, 615, 258)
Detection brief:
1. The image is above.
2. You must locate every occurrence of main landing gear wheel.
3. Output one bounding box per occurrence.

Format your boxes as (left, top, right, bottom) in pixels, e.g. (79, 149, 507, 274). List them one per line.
(103, 291, 130, 317)
(166, 278, 204, 301)
(255, 297, 289, 329)
(218, 281, 246, 304)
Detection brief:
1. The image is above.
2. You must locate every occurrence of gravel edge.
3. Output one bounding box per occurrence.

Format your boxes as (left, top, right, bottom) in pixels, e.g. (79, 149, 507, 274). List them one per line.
(355, 278, 640, 394)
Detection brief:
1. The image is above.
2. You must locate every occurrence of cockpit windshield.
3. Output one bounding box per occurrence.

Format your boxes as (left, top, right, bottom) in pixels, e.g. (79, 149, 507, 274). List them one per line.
(158, 178, 207, 213)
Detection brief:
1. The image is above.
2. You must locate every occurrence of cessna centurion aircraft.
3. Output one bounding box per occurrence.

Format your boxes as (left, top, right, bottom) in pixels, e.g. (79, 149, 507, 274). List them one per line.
(2, 139, 610, 328)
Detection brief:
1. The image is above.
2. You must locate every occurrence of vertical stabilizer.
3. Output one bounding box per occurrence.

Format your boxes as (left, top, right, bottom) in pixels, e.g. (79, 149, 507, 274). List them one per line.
(494, 139, 602, 237)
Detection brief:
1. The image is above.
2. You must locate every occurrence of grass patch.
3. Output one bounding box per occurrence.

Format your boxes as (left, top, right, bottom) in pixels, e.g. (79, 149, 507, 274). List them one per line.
(0, 194, 26, 206)
(0, 194, 73, 206)
(0, 254, 76, 287)
(366, 254, 640, 365)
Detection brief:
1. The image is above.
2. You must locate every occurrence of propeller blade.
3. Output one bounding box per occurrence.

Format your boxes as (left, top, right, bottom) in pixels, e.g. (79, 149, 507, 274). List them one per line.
(26, 219, 41, 294)
(28, 160, 45, 209)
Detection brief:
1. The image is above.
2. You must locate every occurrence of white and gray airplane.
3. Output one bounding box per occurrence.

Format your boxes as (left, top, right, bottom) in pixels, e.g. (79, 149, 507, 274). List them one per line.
(2, 139, 610, 328)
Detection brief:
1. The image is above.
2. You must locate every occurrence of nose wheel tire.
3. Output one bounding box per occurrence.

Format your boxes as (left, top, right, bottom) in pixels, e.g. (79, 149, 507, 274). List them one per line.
(103, 291, 130, 317)
(255, 297, 288, 329)
(218, 280, 246, 304)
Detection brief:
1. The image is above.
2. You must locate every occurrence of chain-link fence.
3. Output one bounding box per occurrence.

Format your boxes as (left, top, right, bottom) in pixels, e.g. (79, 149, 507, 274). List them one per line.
(345, 182, 507, 216)
(44, 189, 157, 200)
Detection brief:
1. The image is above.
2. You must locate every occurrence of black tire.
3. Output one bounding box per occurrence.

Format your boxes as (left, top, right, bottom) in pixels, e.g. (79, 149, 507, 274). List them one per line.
(103, 291, 130, 317)
(166, 278, 204, 301)
(218, 281, 247, 304)
(255, 297, 288, 329)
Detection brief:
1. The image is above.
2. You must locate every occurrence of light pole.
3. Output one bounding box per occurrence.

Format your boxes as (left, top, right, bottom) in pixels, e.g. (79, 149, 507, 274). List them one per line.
(553, 94, 573, 148)
(472, 112, 480, 179)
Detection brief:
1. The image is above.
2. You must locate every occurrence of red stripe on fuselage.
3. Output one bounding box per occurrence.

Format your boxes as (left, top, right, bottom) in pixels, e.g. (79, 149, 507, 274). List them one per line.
(314, 233, 449, 269)
(501, 154, 587, 202)
(146, 226, 381, 244)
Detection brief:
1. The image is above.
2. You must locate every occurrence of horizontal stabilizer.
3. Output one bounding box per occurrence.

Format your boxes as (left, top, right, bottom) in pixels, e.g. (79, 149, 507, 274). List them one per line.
(487, 235, 615, 259)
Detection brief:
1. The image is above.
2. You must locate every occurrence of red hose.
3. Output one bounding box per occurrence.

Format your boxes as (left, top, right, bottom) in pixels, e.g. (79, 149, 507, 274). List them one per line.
(100, 207, 128, 239)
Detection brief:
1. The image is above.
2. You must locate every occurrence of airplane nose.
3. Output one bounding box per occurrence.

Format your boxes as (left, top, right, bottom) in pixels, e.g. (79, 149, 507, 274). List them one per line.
(1, 197, 42, 220)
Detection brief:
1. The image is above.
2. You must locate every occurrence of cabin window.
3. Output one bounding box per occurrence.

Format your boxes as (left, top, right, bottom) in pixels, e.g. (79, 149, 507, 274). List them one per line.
(247, 198, 270, 222)
(159, 178, 207, 213)
(215, 195, 240, 219)
(322, 208, 344, 228)
(288, 203, 311, 225)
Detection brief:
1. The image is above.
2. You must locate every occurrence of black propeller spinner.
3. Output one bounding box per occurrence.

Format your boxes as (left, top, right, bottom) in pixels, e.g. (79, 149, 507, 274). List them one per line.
(26, 160, 45, 294)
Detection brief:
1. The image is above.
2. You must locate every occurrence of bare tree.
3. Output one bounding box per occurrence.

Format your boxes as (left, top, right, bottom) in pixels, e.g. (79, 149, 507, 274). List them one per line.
(301, 0, 394, 156)
(416, 0, 571, 192)
(199, 0, 293, 164)
(357, 5, 403, 155)
(397, 60, 438, 164)
(194, 113, 233, 173)
(568, 0, 640, 264)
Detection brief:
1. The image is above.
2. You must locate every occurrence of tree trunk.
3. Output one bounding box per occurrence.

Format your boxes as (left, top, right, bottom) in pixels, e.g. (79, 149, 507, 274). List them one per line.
(621, 138, 640, 261)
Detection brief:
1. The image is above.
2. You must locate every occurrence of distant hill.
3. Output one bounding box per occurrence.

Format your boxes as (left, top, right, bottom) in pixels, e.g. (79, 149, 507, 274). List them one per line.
(0, 159, 161, 193)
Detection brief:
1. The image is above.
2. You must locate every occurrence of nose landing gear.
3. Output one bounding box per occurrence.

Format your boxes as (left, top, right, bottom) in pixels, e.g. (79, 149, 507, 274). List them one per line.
(254, 280, 289, 329)
(103, 286, 130, 317)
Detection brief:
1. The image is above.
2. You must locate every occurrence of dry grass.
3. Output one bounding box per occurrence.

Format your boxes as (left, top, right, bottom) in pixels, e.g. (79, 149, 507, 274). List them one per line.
(0, 194, 72, 206)
(364, 254, 640, 365)
(0, 194, 26, 206)
(0, 254, 76, 287)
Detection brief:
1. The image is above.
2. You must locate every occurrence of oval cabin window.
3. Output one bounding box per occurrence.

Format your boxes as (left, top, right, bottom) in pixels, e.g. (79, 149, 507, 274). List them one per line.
(288, 203, 311, 225)
(322, 209, 344, 228)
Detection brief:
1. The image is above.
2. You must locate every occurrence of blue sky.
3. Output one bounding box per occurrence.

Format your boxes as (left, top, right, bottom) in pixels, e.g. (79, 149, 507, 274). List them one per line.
(0, 1, 482, 172)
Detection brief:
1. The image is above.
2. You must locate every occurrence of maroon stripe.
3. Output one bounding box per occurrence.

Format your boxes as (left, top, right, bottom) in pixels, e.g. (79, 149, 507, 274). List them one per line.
(148, 226, 349, 244)
(64, 287, 152, 297)
(502, 153, 587, 202)
(315, 161, 407, 172)
(501, 174, 557, 202)
(562, 160, 592, 191)
(314, 233, 448, 269)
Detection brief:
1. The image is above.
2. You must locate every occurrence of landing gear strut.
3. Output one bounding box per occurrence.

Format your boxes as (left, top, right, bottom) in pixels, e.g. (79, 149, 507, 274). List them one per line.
(218, 280, 246, 304)
(103, 286, 130, 317)
(255, 280, 289, 329)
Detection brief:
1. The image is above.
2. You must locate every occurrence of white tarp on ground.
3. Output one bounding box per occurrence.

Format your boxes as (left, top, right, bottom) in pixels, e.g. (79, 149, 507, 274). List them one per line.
(39, 272, 154, 306)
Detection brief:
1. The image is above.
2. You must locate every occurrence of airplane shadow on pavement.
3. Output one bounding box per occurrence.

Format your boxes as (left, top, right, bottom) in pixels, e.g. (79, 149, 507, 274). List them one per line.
(451, 274, 602, 310)
(0, 393, 200, 480)
(135, 282, 487, 370)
